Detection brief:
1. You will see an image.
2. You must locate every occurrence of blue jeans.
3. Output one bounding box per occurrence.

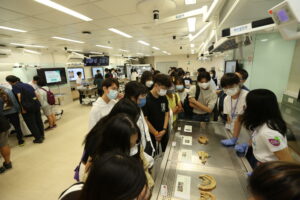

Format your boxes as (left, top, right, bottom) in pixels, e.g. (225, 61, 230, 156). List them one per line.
(192, 113, 210, 122)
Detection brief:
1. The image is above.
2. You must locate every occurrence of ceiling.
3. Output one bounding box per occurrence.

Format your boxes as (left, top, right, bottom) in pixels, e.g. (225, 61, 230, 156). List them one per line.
(0, 0, 284, 57)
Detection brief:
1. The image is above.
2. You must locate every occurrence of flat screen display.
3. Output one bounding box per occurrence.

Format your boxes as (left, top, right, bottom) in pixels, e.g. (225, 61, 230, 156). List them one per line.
(37, 68, 67, 85)
(92, 67, 104, 77)
(67, 68, 85, 81)
(225, 60, 238, 73)
(84, 56, 109, 66)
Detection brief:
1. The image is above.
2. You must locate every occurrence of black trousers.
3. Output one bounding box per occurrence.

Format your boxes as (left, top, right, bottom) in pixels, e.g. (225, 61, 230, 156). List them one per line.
(79, 91, 85, 104)
(150, 131, 169, 154)
(5, 112, 23, 142)
(22, 110, 44, 140)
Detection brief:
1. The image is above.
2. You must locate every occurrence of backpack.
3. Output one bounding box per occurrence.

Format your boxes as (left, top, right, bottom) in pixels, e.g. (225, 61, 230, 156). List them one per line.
(41, 88, 56, 105)
(183, 85, 200, 117)
(20, 87, 40, 112)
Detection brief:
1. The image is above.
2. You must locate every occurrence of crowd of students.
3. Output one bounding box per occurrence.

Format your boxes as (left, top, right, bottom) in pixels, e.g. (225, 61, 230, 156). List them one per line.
(0, 75, 57, 173)
(1, 66, 299, 199)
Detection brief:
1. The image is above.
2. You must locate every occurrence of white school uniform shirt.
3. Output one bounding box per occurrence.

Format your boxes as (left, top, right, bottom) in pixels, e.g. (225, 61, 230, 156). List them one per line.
(223, 89, 248, 131)
(137, 111, 155, 156)
(76, 77, 84, 90)
(89, 97, 116, 130)
(36, 86, 50, 107)
(178, 89, 189, 103)
(28, 81, 38, 90)
(252, 123, 288, 163)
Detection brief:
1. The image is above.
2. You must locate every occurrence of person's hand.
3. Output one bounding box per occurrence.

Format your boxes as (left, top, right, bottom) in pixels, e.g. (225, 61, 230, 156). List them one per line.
(189, 98, 197, 104)
(155, 130, 166, 141)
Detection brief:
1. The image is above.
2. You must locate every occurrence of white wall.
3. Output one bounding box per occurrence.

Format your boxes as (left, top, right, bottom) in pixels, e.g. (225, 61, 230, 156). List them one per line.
(287, 40, 300, 97)
(153, 54, 225, 78)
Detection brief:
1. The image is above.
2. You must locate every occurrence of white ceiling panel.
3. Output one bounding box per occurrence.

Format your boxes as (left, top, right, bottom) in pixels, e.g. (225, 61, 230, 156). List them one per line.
(54, 0, 100, 7)
(91, 17, 127, 28)
(0, 0, 53, 16)
(118, 13, 153, 25)
(9, 17, 57, 30)
(0, 8, 26, 22)
(71, 3, 111, 20)
(94, 0, 137, 16)
(35, 11, 84, 25)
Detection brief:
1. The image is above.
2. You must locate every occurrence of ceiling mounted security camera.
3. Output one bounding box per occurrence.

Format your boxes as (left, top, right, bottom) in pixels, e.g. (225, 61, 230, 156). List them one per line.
(180, 46, 183, 50)
(173, 35, 176, 40)
(153, 10, 159, 21)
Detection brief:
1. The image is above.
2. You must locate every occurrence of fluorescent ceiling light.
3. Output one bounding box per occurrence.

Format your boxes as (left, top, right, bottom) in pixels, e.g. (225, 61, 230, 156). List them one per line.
(96, 44, 112, 49)
(0, 26, 27, 32)
(138, 40, 150, 46)
(90, 51, 103, 54)
(152, 46, 160, 50)
(185, 0, 196, 5)
(261, 39, 268, 42)
(34, 0, 92, 21)
(190, 22, 212, 41)
(108, 28, 132, 38)
(119, 49, 129, 52)
(23, 49, 41, 55)
(136, 53, 144, 55)
(190, 44, 195, 48)
(10, 43, 46, 48)
(112, 54, 122, 57)
(68, 49, 82, 52)
(187, 17, 196, 32)
(52, 36, 84, 44)
(162, 51, 168, 54)
(191, 50, 195, 54)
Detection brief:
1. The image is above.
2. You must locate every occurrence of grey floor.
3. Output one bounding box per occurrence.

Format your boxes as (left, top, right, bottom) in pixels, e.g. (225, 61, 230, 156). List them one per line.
(0, 102, 90, 200)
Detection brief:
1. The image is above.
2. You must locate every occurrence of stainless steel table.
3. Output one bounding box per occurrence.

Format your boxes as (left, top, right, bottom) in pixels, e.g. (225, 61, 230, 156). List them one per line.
(151, 120, 250, 200)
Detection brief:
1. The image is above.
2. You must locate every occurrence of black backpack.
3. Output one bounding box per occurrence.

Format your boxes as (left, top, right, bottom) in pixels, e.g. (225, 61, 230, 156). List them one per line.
(183, 85, 200, 117)
(0, 114, 10, 132)
(20, 87, 40, 112)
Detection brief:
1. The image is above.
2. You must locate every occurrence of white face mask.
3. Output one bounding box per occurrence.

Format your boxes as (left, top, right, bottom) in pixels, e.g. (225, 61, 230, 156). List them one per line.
(224, 86, 240, 96)
(198, 82, 210, 89)
(130, 144, 139, 156)
(158, 88, 167, 96)
(145, 80, 153, 88)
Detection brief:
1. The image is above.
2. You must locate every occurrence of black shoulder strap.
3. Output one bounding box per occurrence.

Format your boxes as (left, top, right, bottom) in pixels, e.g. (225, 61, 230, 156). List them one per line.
(195, 85, 201, 100)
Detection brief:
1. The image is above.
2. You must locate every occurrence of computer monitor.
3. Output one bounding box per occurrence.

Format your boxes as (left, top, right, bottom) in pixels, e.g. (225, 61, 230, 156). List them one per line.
(37, 68, 67, 85)
(91, 67, 104, 77)
(225, 60, 238, 73)
(67, 68, 85, 81)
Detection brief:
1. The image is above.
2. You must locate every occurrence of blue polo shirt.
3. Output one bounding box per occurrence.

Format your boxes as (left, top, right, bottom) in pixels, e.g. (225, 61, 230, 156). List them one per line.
(12, 82, 36, 98)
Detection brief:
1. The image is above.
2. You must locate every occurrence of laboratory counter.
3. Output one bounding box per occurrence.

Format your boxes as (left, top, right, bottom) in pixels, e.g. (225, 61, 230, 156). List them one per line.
(151, 120, 251, 200)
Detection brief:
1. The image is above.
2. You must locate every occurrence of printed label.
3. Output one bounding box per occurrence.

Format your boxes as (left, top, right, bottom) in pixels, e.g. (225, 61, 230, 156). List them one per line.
(268, 137, 281, 146)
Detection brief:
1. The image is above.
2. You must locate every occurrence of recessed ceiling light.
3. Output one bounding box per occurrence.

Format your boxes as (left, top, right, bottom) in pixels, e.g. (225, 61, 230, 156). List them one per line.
(190, 44, 195, 48)
(187, 17, 196, 32)
(23, 49, 41, 55)
(185, 0, 196, 5)
(10, 43, 46, 48)
(261, 39, 268, 42)
(119, 49, 129, 52)
(35, 0, 92, 21)
(162, 51, 168, 54)
(191, 50, 195, 54)
(96, 44, 112, 49)
(52, 36, 84, 44)
(108, 28, 132, 38)
(0, 26, 27, 33)
(138, 40, 150, 46)
(152, 46, 160, 50)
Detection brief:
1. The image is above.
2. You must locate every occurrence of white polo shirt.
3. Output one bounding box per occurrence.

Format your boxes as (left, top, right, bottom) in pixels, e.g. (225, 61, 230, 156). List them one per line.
(252, 123, 288, 163)
(89, 97, 116, 130)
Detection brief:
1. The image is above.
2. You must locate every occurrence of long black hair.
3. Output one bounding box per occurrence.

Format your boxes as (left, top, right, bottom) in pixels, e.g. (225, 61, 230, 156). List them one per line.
(124, 81, 148, 101)
(241, 89, 287, 135)
(249, 161, 300, 200)
(80, 152, 147, 200)
(83, 99, 141, 163)
(93, 113, 141, 159)
(140, 71, 153, 86)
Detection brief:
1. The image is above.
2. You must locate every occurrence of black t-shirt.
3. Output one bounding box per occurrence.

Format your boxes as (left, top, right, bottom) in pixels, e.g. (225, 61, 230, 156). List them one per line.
(143, 92, 169, 131)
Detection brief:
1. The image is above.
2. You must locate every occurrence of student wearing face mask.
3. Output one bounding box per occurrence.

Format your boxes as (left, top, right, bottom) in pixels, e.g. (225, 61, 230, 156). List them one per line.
(89, 78, 119, 130)
(60, 152, 151, 200)
(166, 83, 183, 123)
(188, 72, 217, 123)
(124, 81, 155, 157)
(210, 69, 218, 86)
(143, 74, 172, 153)
(183, 72, 192, 89)
(141, 71, 154, 91)
(220, 73, 248, 147)
(86, 113, 154, 189)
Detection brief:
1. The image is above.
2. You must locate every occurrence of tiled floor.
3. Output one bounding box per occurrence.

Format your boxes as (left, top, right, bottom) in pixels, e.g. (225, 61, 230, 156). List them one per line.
(0, 102, 91, 200)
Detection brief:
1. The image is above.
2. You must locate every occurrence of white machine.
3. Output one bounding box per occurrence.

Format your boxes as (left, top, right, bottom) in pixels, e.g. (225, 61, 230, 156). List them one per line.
(269, 0, 300, 40)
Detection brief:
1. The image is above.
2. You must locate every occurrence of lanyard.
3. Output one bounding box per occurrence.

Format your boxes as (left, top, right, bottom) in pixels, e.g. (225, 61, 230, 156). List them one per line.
(230, 95, 240, 119)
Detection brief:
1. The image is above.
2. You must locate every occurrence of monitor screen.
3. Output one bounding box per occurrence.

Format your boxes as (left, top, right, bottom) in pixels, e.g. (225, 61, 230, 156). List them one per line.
(225, 60, 238, 73)
(67, 68, 85, 81)
(84, 56, 109, 66)
(37, 68, 67, 85)
(92, 67, 104, 77)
